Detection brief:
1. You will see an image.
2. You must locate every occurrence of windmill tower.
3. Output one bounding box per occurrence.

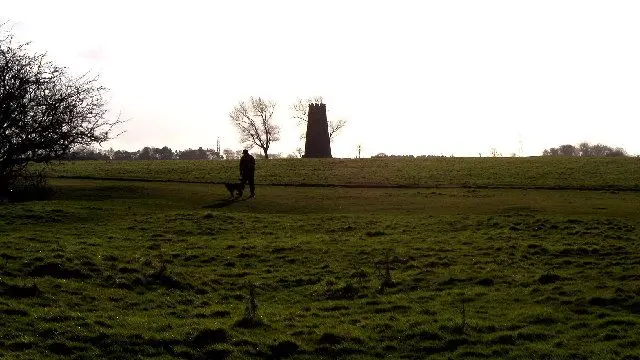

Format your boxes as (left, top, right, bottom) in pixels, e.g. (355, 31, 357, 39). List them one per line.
(303, 103, 332, 158)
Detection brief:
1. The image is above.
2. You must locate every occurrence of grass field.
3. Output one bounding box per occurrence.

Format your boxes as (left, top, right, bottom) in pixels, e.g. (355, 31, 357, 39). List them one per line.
(2, 158, 640, 359)
(42, 157, 640, 190)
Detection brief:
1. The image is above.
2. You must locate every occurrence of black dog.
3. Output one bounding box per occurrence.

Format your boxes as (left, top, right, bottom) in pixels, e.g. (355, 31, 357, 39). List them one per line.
(224, 181, 245, 198)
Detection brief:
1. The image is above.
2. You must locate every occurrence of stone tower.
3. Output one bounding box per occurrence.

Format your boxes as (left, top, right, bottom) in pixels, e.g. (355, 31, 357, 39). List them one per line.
(303, 103, 332, 158)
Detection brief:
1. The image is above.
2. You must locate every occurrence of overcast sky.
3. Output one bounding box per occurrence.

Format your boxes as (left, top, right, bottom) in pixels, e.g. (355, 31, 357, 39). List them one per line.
(4, 1, 640, 157)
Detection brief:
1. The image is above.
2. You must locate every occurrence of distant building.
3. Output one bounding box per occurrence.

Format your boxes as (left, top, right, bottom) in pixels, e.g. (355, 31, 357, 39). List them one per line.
(303, 103, 332, 158)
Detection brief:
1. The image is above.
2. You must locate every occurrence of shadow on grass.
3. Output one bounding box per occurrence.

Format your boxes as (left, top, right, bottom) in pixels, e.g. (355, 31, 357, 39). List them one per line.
(54, 185, 147, 201)
(203, 197, 250, 209)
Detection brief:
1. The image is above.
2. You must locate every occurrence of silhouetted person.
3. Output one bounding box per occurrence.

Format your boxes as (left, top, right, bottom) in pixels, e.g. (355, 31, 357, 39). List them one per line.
(239, 149, 255, 197)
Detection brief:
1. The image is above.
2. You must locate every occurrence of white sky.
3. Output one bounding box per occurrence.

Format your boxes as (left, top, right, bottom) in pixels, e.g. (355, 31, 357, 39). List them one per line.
(3, 0, 640, 157)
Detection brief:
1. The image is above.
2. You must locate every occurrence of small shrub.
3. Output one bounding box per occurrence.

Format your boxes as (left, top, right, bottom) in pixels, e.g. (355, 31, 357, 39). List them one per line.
(318, 278, 361, 300)
(234, 284, 266, 328)
(350, 268, 370, 281)
(459, 301, 467, 334)
(376, 251, 396, 293)
(139, 258, 191, 290)
(6, 170, 53, 202)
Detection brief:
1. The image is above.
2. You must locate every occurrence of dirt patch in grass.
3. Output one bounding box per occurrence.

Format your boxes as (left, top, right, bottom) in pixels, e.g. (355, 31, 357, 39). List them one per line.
(28, 262, 94, 279)
(190, 328, 229, 346)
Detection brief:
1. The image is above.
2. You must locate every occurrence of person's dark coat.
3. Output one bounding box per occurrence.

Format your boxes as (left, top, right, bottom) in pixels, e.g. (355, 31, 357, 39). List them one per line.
(239, 152, 255, 177)
(239, 151, 256, 196)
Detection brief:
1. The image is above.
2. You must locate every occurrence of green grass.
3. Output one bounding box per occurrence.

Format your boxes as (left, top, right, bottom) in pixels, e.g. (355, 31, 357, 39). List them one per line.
(42, 157, 640, 189)
(1, 177, 639, 359)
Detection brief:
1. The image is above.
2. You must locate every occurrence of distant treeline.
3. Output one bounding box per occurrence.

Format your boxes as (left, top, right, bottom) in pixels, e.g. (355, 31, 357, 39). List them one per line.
(64, 142, 632, 161)
(64, 146, 290, 161)
(542, 142, 628, 157)
(371, 153, 448, 158)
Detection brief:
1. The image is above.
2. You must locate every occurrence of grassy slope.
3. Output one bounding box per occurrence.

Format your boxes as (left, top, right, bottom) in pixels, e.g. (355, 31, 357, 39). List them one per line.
(1, 179, 639, 359)
(43, 157, 640, 189)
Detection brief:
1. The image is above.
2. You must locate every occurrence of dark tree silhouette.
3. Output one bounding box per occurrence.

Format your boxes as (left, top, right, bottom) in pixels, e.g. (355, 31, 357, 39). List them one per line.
(578, 142, 593, 157)
(156, 146, 174, 160)
(113, 150, 138, 160)
(135, 146, 175, 160)
(558, 144, 579, 157)
(176, 147, 210, 160)
(0, 25, 121, 194)
(229, 97, 280, 159)
(64, 146, 110, 160)
(137, 147, 155, 160)
(542, 142, 627, 157)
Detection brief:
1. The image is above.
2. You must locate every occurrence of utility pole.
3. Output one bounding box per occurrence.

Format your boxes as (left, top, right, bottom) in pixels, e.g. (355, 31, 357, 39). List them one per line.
(518, 135, 524, 157)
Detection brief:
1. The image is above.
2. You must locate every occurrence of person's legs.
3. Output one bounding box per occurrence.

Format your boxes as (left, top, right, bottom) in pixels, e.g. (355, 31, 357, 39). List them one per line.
(248, 174, 255, 197)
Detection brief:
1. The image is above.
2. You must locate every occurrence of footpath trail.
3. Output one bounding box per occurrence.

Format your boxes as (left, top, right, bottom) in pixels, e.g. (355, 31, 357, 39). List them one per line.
(51, 174, 640, 192)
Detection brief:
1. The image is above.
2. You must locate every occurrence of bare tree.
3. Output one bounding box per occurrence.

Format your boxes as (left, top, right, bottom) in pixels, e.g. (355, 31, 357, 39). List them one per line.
(222, 149, 237, 160)
(558, 144, 579, 156)
(229, 97, 280, 159)
(291, 96, 346, 142)
(1, 24, 122, 196)
(330, 119, 347, 140)
(578, 142, 593, 157)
